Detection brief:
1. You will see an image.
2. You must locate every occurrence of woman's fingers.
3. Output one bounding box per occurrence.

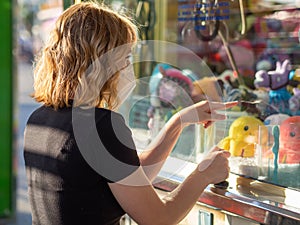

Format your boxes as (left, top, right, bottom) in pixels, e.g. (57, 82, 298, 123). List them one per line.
(199, 101, 238, 124)
(200, 111, 226, 126)
(203, 121, 213, 128)
(201, 101, 238, 112)
(210, 145, 222, 152)
(210, 146, 231, 157)
(179, 101, 238, 126)
(223, 101, 239, 108)
(208, 112, 227, 121)
(220, 150, 231, 158)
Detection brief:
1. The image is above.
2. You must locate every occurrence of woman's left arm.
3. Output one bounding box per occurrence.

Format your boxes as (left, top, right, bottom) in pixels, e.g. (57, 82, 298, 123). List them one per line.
(138, 112, 182, 180)
(138, 100, 238, 181)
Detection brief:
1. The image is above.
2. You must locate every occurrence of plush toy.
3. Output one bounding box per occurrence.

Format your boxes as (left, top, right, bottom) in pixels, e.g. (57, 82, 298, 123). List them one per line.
(288, 69, 300, 92)
(255, 49, 289, 72)
(264, 113, 290, 126)
(254, 59, 292, 115)
(149, 63, 173, 107)
(278, 116, 300, 164)
(219, 116, 267, 157)
(157, 66, 193, 108)
(289, 88, 300, 114)
(147, 64, 194, 130)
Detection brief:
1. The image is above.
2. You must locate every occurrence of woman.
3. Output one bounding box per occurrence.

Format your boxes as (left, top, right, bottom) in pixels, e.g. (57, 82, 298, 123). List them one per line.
(24, 1, 237, 225)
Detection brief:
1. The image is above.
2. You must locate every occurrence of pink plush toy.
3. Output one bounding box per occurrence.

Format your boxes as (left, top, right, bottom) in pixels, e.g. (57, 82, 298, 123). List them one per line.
(279, 116, 300, 164)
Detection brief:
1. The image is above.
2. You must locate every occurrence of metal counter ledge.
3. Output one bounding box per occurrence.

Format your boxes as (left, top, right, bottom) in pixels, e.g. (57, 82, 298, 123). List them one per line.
(153, 157, 300, 225)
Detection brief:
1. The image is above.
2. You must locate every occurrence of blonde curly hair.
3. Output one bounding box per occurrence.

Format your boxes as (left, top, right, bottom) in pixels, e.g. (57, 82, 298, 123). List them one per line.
(32, 1, 138, 110)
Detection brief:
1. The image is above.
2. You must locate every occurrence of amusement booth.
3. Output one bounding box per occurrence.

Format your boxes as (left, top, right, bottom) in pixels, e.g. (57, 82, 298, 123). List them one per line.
(112, 0, 300, 224)
(3, 0, 300, 224)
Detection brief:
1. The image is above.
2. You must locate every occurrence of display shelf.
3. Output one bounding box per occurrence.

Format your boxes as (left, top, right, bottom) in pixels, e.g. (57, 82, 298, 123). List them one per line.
(154, 156, 300, 224)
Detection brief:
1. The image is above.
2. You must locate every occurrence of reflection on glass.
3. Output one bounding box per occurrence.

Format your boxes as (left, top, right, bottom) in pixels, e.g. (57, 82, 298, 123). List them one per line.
(116, 0, 300, 190)
(258, 123, 300, 190)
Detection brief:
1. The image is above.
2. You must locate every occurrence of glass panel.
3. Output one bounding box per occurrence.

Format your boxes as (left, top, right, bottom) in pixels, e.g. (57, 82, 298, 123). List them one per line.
(112, 0, 300, 190)
(256, 123, 300, 189)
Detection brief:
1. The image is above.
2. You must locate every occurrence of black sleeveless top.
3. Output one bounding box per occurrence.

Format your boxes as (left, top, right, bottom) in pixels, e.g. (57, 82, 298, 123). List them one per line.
(24, 105, 140, 225)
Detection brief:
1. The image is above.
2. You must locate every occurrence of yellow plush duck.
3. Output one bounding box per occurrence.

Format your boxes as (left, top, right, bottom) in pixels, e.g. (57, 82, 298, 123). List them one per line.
(219, 116, 266, 157)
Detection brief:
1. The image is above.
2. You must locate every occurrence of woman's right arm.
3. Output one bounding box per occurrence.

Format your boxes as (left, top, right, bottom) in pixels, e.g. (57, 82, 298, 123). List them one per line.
(139, 101, 237, 181)
(109, 147, 230, 225)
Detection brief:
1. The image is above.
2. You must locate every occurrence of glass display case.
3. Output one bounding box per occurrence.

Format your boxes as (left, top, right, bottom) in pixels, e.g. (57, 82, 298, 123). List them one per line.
(118, 0, 300, 189)
(112, 0, 300, 224)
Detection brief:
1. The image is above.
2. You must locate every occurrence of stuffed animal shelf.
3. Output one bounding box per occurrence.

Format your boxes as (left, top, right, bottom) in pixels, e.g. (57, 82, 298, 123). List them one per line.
(218, 116, 267, 158)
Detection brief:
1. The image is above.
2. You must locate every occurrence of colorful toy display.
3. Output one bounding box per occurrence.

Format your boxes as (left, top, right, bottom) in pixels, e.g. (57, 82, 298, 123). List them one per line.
(278, 116, 300, 164)
(219, 116, 266, 157)
(254, 59, 292, 115)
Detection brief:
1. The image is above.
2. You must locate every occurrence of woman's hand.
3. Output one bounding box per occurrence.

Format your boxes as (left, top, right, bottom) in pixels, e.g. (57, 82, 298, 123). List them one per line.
(110, 145, 231, 225)
(176, 100, 238, 128)
(198, 146, 231, 184)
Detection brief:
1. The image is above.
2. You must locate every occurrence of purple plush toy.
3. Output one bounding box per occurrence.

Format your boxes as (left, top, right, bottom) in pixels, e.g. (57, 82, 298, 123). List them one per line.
(254, 59, 292, 115)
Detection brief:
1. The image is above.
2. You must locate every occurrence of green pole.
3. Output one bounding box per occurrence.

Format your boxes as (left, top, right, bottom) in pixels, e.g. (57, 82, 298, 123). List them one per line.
(64, 0, 75, 9)
(0, 0, 14, 219)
